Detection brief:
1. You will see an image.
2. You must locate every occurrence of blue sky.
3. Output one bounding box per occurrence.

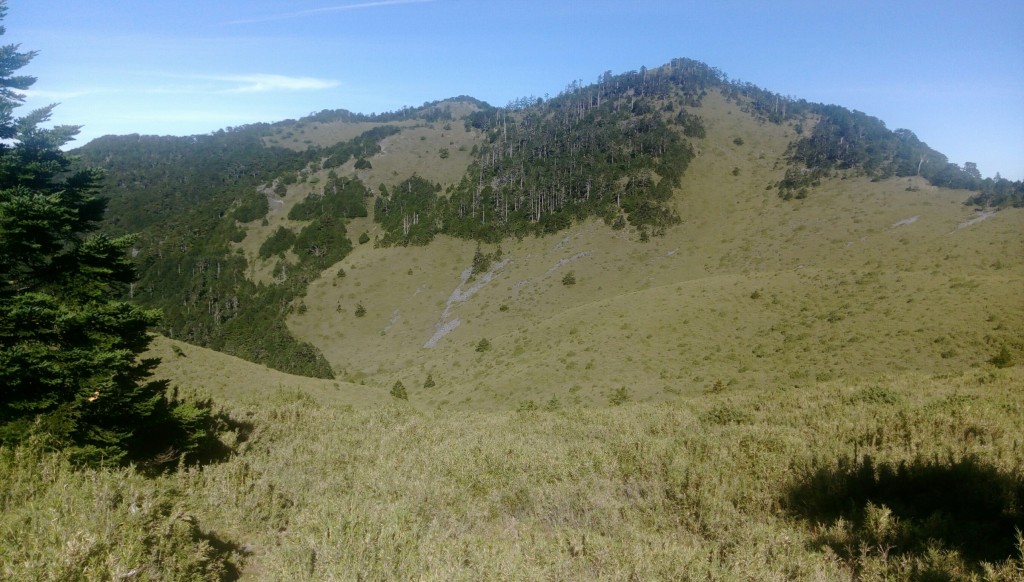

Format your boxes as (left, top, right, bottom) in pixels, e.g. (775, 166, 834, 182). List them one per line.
(8, 0, 1023, 179)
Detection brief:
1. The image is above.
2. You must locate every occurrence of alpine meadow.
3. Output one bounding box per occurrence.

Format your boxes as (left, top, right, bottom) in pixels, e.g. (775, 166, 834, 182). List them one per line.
(1, 2, 1023, 580)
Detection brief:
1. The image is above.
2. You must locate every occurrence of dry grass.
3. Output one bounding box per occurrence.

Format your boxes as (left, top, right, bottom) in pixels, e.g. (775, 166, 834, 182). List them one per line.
(147, 336, 387, 409)
(5, 366, 1021, 580)
(280, 90, 1023, 411)
(5, 91, 1022, 581)
(356, 121, 483, 191)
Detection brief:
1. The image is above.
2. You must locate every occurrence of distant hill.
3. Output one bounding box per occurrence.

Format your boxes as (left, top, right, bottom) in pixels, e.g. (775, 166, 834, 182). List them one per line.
(76, 58, 1024, 391)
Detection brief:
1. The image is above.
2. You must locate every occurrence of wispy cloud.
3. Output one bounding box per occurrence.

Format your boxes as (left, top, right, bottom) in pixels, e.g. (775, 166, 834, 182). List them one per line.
(133, 73, 341, 94)
(19, 88, 96, 101)
(230, 0, 435, 25)
(212, 74, 340, 93)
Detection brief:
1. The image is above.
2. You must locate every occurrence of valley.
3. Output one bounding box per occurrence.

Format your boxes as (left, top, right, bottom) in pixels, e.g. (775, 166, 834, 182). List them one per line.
(3, 46, 1022, 580)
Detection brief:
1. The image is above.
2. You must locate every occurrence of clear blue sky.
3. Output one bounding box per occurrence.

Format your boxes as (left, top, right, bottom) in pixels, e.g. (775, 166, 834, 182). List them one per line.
(8, 0, 1023, 180)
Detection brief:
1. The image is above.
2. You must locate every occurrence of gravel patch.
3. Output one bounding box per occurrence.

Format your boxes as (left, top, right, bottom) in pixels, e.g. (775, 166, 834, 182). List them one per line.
(891, 215, 919, 227)
(424, 259, 510, 348)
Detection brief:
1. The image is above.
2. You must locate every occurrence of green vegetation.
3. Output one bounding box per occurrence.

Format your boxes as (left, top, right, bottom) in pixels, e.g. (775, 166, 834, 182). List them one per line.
(607, 386, 629, 405)
(2, 7, 1019, 575)
(257, 226, 296, 259)
(66, 54, 1020, 381)
(0, 442, 242, 578)
(779, 106, 1024, 203)
(390, 380, 408, 400)
(0, 8, 217, 469)
(990, 345, 1014, 369)
(74, 123, 394, 377)
(373, 174, 444, 246)
(470, 243, 503, 276)
(372, 64, 719, 243)
(286, 171, 367, 221)
(4, 368, 1021, 579)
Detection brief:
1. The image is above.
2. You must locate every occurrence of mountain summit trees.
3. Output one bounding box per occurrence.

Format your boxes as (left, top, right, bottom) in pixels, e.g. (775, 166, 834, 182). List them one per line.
(0, 0, 213, 467)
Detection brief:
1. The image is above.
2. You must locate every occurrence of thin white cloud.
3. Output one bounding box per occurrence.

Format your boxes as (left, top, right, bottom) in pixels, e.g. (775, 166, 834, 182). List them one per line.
(213, 74, 340, 93)
(134, 73, 341, 94)
(18, 88, 95, 101)
(230, 0, 435, 25)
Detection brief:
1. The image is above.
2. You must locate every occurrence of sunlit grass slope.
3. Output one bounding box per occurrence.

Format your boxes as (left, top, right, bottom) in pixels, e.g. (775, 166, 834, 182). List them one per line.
(146, 335, 387, 409)
(286, 91, 1024, 409)
(4, 367, 1022, 580)
(4, 90, 1021, 581)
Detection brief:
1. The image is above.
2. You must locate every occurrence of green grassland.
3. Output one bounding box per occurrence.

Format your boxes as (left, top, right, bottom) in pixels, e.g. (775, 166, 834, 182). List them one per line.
(3, 86, 1022, 580)
(285, 91, 1023, 410)
(4, 365, 1022, 580)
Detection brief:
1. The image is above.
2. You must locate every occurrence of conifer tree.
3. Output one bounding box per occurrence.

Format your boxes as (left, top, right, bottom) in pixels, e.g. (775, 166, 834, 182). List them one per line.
(0, 1, 212, 467)
(390, 380, 408, 400)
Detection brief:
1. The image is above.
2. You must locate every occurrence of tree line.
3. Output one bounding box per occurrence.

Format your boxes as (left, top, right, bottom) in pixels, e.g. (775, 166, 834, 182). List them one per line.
(777, 104, 1022, 204)
(71, 55, 1021, 384)
(75, 121, 394, 377)
(374, 60, 732, 245)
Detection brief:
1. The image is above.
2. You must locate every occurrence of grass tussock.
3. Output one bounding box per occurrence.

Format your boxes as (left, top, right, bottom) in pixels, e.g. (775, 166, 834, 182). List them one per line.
(3, 367, 1022, 580)
(0, 441, 245, 580)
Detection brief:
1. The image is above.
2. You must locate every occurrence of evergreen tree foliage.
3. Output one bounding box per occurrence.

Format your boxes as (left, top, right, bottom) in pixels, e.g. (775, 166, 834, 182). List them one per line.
(72, 115, 389, 378)
(374, 63, 723, 244)
(390, 380, 408, 400)
(780, 107, 1024, 203)
(0, 2, 215, 467)
(258, 226, 298, 259)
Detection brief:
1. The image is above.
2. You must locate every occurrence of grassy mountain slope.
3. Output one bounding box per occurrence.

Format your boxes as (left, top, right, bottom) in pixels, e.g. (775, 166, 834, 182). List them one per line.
(146, 335, 386, 409)
(8, 59, 1024, 580)
(7, 365, 1021, 580)
(286, 90, 1023, 410)
(76, 99, 488, 378)
(77, 60, 1019, 383)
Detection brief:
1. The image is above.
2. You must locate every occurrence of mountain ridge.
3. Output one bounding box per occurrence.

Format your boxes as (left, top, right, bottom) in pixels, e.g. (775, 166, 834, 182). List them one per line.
(8, 53, 1023, 580)
(74, 57, 1023, 387)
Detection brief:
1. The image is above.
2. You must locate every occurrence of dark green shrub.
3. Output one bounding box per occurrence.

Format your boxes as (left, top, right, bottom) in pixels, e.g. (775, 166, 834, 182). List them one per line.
(609, 387, 630, 406)
(390, 380, 408, 400)
(990, 346, 1014, 368)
